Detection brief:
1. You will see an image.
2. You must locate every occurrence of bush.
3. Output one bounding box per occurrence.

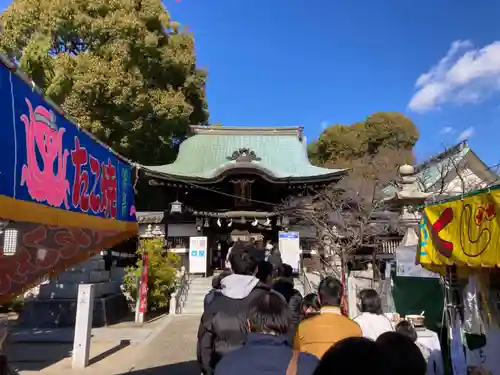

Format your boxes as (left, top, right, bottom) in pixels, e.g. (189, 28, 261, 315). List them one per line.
(0, 295, 24, 313)
(123, 238, 180, 312)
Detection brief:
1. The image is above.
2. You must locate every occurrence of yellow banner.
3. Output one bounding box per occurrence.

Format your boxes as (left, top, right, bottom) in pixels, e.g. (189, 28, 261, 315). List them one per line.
(419, 188, 500, 268)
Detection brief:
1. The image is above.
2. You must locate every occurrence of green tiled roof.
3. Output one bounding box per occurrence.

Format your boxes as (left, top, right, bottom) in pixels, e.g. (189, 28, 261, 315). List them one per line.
(142, 126, 344, 182)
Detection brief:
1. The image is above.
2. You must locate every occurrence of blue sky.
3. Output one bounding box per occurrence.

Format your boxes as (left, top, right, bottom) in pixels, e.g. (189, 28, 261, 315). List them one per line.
(165, 0, 500, 167)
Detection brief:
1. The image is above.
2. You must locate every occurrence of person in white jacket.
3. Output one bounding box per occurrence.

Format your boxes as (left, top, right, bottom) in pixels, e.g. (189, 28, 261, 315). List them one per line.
(354, 289, 393, 341)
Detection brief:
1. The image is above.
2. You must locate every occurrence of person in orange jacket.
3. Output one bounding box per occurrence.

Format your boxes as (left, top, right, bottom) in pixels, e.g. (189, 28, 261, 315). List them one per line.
(293, 276, 361, 359)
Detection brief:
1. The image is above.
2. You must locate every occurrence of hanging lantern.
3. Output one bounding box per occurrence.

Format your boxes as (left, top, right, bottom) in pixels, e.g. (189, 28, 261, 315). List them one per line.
(196, 218, 203, 232)
(2, 228, 18, 256)
(170, 200, 183, 214)
(203, 218, 210, 227)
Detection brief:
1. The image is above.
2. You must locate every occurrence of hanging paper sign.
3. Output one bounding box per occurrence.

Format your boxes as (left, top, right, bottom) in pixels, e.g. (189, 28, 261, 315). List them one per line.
(419, 187, 500, 270)
(279, 232, 300, 273)
(189, 237, 207, 274)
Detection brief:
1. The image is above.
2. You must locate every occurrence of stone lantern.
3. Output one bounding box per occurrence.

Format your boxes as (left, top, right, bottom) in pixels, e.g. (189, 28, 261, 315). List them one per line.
(384, 164, 436, 278)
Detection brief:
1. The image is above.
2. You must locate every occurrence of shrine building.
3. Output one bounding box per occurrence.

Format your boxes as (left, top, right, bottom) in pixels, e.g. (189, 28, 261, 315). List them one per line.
(135, 125, 346, 272)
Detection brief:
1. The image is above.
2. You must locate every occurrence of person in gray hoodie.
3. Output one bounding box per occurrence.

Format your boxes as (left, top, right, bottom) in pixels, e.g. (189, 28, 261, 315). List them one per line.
(197, 242, 269, 375)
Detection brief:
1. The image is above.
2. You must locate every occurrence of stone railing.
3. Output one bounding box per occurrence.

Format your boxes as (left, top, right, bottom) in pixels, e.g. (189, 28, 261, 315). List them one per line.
(169, 267, 190, 315)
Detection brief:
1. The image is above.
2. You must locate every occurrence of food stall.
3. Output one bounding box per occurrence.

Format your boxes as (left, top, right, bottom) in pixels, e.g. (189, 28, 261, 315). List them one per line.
(419, 185, 500, 375)
(0, 54, 138, 304)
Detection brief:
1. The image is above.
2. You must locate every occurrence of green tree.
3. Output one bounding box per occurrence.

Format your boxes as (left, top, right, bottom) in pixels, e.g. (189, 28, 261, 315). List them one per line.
(123, 237, 180, 312)
(309, 112, 418, 183)
(0, 0, 208, 165)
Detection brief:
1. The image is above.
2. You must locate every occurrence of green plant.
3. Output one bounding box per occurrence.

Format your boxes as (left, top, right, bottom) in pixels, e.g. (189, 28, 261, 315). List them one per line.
(0, 295, 25, 313)
(123, 238, 180, 312)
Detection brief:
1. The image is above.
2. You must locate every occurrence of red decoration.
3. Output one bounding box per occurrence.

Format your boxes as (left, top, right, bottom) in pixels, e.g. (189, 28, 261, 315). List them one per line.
(139, 252, 149, 313)
(71, 138, 90, 212)
(101, 160, 117, 218)
(89, 156, 102, 213)
(71, 137, 118, 218)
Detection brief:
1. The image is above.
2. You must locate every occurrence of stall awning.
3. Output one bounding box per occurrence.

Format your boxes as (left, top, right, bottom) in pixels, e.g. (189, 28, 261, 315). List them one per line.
(0, 55, 137, 303)
(419, 185, 500, 270)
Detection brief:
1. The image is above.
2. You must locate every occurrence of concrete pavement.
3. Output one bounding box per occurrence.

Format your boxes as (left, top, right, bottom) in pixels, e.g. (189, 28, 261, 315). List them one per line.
(6, 314, 202, 375)
(125, 314, 202, 375)
(6, 314, 180, 375)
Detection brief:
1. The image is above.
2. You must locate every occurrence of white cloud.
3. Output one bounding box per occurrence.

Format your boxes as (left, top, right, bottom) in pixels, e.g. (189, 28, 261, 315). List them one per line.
(440, 126, 454, 134)
(457, 127, 475, 141)
(408, 40, 500, 112)
(320, 121, 329, 130)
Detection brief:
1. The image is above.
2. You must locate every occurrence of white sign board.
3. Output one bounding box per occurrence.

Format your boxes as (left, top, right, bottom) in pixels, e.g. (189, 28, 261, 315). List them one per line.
(279, 232, 300, 273)
(189, 236, 207, 274)
(395, 245, 439, 279)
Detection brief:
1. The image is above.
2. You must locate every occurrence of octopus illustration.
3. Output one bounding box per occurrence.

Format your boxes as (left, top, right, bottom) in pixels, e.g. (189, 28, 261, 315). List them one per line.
(460, 201, 496, 258)
(20, 99, 70, 208)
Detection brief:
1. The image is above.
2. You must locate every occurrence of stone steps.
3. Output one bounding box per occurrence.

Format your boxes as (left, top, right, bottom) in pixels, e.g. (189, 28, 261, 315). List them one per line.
(180, 277, 307, 315)
(38, 281, 121, 299)
(181, 277, 212, 315)
(19, 255, 128, 328)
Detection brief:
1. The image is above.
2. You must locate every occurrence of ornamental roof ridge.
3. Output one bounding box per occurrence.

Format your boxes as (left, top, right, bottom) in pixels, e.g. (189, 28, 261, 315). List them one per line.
(190, 125, 303, 138)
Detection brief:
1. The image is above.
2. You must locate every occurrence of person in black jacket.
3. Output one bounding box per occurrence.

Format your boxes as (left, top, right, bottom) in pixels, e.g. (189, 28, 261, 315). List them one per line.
(204, 270, 232, 310)
(197, 242, 269, 375)
(267, 248, 283, 277)
(272, 264, 303, 340)
(215, 290, 318, 375)
(255, 260, 273, 285)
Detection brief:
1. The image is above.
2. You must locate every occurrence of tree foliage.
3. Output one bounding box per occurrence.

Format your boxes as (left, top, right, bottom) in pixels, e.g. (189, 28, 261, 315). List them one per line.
(123, 238, 180, 312)
(0, 0, 208, 164)
(309, 112, 419, 184)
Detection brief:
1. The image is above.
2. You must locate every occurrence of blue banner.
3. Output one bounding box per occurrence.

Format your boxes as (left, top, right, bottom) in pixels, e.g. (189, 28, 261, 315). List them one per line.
(0, 64, 136, 223)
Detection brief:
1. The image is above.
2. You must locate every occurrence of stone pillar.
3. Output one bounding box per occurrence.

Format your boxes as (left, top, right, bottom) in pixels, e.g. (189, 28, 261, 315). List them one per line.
(19, 254, 128, 328)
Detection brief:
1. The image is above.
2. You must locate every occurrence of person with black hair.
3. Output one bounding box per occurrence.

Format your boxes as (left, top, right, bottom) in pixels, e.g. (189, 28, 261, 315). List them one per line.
(293, 276, 361, 359)
(215, 291, 318, 375)
(354, 289, 393, 340)
(267, 248, 283, 276)
(204, 270, 232, 310)
(197, 241, 270, 375)
(376, 331, 427, 375)
(272, 264, 303, 339)
(312, 337, 383, 375)
(300, 293, 320, 320)
(256, 260, 274, 285)
(395, 320, 418, 341)
(395, 321, 444, 375)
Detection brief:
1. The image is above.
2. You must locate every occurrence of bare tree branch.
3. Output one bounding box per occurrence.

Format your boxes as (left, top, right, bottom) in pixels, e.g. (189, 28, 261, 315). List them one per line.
(279, 155, 402, 276)
(415, 144, 500, 201)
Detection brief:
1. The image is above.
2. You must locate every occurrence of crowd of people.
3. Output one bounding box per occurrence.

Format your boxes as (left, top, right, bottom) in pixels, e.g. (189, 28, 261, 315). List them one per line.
(197, 242, 431, 375)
